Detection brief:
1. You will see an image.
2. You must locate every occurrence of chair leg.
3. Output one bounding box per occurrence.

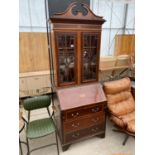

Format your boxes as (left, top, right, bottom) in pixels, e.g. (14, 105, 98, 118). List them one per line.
(19, 137, 23, 155)
(122, 134, 129, 145)
(112, 129, 124, 133)
(55, 131, 59, 155)
(26, 138, 30, 155)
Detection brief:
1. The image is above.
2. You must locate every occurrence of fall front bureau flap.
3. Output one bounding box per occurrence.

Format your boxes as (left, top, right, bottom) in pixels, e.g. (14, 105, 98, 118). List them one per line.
(57, 82, 107, 111)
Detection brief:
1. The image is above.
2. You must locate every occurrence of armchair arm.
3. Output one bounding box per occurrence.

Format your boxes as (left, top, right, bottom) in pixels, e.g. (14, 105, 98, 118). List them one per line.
(104, 105, 128, 129)
(109, 112, 128, 129)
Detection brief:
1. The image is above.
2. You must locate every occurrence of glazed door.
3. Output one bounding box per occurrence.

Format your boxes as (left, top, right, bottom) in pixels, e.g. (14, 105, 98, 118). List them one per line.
(55, 32, 77, 86)
(81, 32, 100, 83)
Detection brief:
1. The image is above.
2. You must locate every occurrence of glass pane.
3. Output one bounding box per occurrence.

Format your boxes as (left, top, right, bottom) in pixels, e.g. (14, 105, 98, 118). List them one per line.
(56, 33, 76, 85)
(82, 33, 99, 81)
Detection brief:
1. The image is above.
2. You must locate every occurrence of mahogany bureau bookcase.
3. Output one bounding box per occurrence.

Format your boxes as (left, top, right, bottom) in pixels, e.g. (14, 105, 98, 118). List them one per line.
(54, 83, 107, 151)
(50, 2, 107, 151)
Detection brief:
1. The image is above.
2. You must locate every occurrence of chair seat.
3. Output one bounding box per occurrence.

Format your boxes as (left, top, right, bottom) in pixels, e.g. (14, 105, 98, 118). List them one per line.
(111, 111, 135, 133)
(27, 118, 55, 139)
(127, 120, 135, 133)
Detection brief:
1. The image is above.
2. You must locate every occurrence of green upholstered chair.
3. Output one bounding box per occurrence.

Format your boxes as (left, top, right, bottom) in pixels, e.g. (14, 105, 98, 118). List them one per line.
(23, 95, 59, 155)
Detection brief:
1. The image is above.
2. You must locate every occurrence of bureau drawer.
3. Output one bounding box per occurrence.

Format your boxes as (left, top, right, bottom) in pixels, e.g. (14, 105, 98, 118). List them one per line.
(65, 104, 103, 120)
(64, 123, 104, 143)
(64, 113, 105, 133)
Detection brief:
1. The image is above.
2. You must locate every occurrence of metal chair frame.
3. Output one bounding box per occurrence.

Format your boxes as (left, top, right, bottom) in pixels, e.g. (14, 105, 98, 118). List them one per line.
(19, 117, 28, 155)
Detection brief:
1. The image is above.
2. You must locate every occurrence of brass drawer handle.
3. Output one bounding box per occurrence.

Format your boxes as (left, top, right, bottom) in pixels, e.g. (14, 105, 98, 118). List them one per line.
(71, 112, 79, 118)
(71, 123, 80, 128)
(72, 133, 80, 138)
(91, 107, 99, 113)
(91, 127, 98, 133)
(92, 117, 99, 123)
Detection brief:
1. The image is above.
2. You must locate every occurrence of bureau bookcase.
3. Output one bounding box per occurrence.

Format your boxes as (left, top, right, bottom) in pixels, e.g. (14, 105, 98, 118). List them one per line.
(50, 2, 106, 151)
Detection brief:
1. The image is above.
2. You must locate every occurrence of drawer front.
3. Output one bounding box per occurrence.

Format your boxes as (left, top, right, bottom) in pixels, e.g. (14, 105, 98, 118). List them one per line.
(64, 123, 104, 143)
(65, 104, 103, 120)
(64, 113, 105, 133)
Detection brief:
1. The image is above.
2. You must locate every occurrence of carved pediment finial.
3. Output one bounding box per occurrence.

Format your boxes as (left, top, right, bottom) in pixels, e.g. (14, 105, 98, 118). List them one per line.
(51, 2, 106, 25)
(71, 3, 88, 16)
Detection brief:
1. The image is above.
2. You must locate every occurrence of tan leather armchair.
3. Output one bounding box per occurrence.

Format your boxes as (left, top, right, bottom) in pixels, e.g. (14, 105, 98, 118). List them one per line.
(103, 77, 135, 145)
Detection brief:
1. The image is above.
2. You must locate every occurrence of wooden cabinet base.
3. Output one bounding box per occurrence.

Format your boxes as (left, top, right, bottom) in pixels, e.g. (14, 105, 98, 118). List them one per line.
(61, 131, 105, 151)
(96, 132, 105, 138)
(62, 144, 71, 152)
(54, 83, 107, 152)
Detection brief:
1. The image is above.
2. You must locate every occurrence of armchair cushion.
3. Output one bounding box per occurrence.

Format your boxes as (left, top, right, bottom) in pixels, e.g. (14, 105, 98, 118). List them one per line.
(106, 91, 131, 105)
(111, 111, 135, 133)
(103, 77, 135, 134)
(108, 94, 134, 116)
(127, 120, 135, 133)
(104, 77, 131, 94)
